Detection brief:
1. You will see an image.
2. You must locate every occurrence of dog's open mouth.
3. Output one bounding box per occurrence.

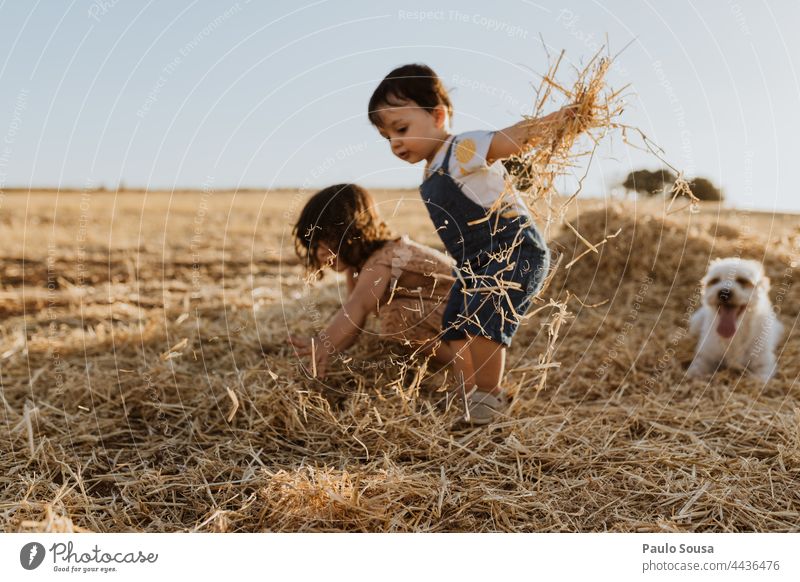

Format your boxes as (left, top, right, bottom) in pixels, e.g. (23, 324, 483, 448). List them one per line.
(716, 304, 746, 338)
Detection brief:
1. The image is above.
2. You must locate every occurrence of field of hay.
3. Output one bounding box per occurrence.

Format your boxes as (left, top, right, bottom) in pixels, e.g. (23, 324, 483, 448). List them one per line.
(1, 188, 798, 532)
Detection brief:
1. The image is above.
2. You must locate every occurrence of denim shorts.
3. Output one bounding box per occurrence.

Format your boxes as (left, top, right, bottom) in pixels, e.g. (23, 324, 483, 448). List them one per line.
(441, 229, 549, 347)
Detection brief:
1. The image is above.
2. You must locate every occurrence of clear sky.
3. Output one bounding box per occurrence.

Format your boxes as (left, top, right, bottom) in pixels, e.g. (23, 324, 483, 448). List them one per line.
(1, 0, 798, 211)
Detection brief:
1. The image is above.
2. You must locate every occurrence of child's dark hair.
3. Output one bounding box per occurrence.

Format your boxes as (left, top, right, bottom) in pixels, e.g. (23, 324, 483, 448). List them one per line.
(368, 63, 453, 127)
(293, 184, 394, 275)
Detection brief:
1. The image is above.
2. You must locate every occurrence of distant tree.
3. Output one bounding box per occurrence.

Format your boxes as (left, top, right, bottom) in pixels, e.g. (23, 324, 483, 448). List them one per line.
(687, 177, 724, 201)
(621, 168, 677, 196)
(622, 169, 724, 202)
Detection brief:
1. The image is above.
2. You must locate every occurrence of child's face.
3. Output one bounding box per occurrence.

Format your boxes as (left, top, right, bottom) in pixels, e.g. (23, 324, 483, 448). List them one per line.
(375, 101, 448, 164)
(316, 242, 349, 273)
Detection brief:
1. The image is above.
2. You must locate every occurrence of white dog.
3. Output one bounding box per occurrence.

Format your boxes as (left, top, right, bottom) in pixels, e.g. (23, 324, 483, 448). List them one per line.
(688, 258, 782, 381)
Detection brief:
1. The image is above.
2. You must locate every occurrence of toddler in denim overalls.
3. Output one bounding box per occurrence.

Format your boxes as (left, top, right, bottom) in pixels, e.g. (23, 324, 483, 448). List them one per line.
(420, 135, 549, 347)
(369, 64, 577, 424)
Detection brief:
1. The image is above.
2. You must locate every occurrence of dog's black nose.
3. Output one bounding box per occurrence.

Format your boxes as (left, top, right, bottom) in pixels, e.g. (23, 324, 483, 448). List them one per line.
(718, 288, 732, 303)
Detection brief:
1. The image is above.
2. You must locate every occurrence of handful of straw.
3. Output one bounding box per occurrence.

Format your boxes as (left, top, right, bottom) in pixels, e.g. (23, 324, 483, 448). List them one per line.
(493, 48, 628, 395)
(505, 49, 625, 214)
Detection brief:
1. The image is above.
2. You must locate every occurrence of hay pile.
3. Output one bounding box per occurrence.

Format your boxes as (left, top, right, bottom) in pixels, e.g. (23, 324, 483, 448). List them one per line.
(1, 191, 797, 532)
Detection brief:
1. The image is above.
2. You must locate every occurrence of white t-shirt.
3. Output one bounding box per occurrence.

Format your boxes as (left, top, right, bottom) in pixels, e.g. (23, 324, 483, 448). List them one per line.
(423, 130, 530, 217)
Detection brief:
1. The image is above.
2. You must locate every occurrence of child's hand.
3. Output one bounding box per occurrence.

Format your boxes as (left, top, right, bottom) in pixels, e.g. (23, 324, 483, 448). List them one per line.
(311, 348, 330, 379)
(288, 334, 313, 356)
(541, 104, 579, 128)
(288, 334, 330, 379)
(489, 104, 583, 161)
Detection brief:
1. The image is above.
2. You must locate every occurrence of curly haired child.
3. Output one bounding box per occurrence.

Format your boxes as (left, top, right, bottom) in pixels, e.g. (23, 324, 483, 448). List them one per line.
(290, 183, 458, 379)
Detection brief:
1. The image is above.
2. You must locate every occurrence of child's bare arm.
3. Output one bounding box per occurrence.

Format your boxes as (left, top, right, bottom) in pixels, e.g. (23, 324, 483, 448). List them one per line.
(486, 105, 577, 163)
(291, 263, 392, 377)
(322, 263, 391, 350)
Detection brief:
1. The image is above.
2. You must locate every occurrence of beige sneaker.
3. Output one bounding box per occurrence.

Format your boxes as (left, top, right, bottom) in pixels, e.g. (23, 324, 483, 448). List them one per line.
(463, 390, 507, 425)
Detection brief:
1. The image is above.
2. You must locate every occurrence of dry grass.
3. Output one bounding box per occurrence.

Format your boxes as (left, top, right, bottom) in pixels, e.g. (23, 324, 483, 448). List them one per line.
(1, 189, 798, 532)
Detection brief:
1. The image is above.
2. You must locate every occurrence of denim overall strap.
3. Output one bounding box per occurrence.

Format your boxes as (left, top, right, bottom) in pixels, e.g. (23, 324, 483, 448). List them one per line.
(420, 134, 541, 263)
(439, 136, 456, 176)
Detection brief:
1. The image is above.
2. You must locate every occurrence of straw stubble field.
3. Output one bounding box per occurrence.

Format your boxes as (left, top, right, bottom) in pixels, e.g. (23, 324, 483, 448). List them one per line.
(1, 189, 798, 532)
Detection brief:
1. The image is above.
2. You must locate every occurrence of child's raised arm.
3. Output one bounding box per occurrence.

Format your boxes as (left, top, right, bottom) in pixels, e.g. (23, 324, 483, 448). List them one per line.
(290, 262, 392, 378)
(486, 105, 577, 164)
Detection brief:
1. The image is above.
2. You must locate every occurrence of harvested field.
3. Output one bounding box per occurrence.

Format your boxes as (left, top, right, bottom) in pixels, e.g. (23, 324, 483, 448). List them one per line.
(1, 189, 798, 532)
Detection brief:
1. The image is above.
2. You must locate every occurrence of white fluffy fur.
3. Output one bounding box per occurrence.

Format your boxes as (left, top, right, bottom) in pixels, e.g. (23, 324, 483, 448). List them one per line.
(688, 258, 782, 381)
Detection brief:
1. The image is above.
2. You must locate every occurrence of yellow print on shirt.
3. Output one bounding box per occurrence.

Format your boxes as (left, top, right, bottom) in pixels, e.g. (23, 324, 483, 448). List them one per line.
(454, 138, 477, 164)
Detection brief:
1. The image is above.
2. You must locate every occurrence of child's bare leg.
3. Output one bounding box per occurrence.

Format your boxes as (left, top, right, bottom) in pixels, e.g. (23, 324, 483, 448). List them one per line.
(444, 336, 507, 424)
(468, 336, 505, 395)
(447, 338, 475, 390)
(419, 340, 458, 370)
(446, 335, 505, 394)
